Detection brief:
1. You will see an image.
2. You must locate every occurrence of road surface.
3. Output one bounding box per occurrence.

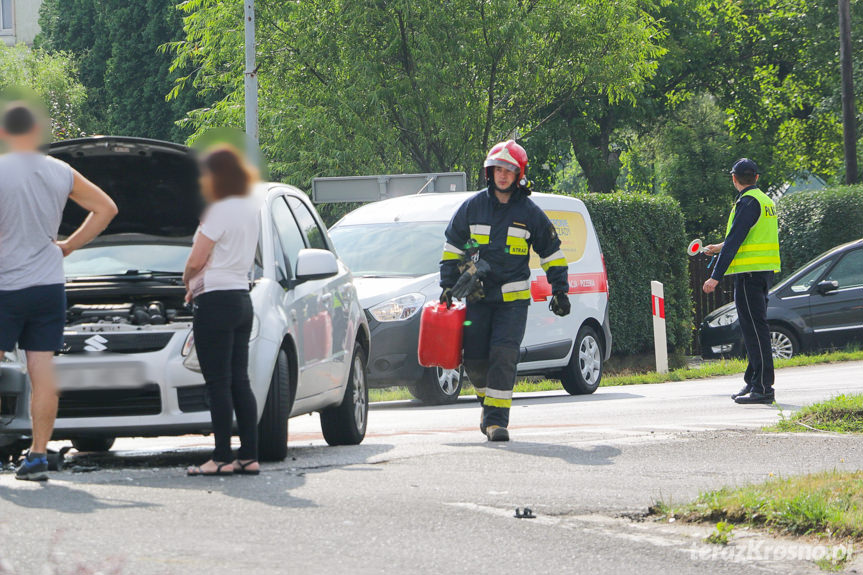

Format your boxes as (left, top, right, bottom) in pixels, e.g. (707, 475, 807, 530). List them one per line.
(1, 361, 862, 574)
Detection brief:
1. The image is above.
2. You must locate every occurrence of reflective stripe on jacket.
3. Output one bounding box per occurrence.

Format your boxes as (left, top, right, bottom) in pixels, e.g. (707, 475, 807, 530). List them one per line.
(725, 188, 781, 275)
(440, 188, 569, 303)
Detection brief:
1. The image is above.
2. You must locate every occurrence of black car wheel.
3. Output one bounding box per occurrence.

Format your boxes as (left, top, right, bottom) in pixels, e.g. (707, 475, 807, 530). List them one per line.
(560, 326, 603, 395)
(258, 349, 293, 462)
(71, 437, 115, 453)
(320, 342, 368, 446)
(770, 325, 798, 359)
(409, 366, 465, 405)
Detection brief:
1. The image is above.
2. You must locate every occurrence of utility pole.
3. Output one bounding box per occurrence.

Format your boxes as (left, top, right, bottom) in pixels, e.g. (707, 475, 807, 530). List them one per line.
(839, 0, 857, 184)
(244, 0, 258, 152)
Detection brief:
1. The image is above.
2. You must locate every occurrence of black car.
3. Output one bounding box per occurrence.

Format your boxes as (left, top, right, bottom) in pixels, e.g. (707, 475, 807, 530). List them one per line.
(700, 238, 863, 359)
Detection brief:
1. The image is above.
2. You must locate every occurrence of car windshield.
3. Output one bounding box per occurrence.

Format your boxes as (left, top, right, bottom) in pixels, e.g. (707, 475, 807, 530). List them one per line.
(329, 222, 448, 277)
(64, 243, 191, 278)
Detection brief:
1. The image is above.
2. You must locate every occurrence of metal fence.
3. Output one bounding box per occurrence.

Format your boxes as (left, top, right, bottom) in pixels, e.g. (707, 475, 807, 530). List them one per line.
(688, 256, 734, 355)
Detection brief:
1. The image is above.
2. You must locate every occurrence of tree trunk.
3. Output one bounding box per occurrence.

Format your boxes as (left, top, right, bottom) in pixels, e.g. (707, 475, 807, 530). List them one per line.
(570, 112, 619, 194)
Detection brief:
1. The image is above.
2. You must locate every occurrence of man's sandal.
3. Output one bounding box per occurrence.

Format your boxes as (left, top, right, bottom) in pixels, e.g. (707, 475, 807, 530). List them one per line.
(187, 462, 234, 476)
(233, 460, 260, 476)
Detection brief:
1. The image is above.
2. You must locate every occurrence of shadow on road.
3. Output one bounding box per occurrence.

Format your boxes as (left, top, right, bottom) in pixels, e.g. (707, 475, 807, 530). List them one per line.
(1, 442, 396, 511)
(0, 481, 158, 514)
(445, 441, 621, 466)
(374, 391, 643, 411)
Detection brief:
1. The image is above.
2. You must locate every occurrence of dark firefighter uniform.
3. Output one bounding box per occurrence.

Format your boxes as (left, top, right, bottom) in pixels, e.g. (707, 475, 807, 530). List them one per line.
(440, 184, 569, 435)
(711, 158, 781, 404)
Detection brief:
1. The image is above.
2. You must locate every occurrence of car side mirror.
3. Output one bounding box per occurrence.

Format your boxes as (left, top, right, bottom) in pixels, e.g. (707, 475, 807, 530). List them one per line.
(816, 280, 839, 294)
(295, 249, 339, 283)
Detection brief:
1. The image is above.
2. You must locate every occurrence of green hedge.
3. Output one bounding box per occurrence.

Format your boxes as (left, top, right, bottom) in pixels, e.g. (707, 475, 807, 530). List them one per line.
(777, 186, 863, 277)
(576, 193, 691, 356)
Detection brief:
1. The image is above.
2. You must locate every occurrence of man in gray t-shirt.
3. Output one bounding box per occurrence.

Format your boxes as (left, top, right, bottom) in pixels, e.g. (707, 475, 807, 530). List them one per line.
(0, 103, 117, 480)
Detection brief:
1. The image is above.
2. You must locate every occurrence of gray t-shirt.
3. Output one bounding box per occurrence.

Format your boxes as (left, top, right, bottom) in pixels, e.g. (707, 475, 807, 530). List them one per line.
(0, 152, 74, 291)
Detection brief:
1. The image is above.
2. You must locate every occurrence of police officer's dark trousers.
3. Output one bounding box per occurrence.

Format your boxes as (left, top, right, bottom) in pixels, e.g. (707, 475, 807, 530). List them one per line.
(734, 271, 774, 395)
(462, 301, 528, 428)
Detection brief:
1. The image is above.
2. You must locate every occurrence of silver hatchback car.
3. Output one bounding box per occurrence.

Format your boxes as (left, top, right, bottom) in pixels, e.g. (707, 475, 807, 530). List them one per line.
(0, 137, 370, 462)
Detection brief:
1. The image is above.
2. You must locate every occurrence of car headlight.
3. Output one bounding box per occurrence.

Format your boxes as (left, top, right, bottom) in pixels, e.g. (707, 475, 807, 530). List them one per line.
(707, 308, 738, 328)
(181, 331, 202, 373)
(369, 293, 426, 322)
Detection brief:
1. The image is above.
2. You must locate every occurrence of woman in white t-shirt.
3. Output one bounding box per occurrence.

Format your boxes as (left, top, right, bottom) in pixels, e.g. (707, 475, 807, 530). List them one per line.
(183, 146, 261, 476)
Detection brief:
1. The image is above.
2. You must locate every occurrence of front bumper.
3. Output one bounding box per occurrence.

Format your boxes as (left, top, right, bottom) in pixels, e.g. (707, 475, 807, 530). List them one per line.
(0, 340, 214, 440)
(365, 312, 425, 388)
(699, 320, 745, 359)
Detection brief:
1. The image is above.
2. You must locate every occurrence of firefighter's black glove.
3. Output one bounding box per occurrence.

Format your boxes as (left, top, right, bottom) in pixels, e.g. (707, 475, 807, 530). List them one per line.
(549, 292, 571, 317)
(440, 288, 453, 309)
(452, 259, 491, 301)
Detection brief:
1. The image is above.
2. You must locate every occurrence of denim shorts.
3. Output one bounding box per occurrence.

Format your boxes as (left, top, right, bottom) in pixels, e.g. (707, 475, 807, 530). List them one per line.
(0, 284, 66, 352)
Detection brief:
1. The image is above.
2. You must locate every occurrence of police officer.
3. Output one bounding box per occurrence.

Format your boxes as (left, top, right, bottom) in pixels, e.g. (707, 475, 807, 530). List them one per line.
(440, 140, 570, 441)
(703, 158, 780, 405)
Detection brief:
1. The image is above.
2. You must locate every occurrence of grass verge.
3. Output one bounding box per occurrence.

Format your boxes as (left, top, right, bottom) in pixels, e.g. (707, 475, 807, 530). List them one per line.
(651, 470, 863, 541)
(369, 349, 863, 403)
(769, 394, 863, 434)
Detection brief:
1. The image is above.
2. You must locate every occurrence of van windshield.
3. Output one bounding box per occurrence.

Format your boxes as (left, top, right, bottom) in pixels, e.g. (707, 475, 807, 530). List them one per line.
(329, 222, 448, 277)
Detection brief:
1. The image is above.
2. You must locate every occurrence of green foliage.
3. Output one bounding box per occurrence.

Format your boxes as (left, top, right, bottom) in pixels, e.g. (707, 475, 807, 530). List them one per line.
(575, 192, 691, 355)
(705, 521, 734, 545)
(770, 393, 863, 434)
(777, 187, 863, 276)
(658, 470, 863, 541)
(166, 0, 664, 189)
(37, 0, 200, 141)
(0, 43, 86, 140)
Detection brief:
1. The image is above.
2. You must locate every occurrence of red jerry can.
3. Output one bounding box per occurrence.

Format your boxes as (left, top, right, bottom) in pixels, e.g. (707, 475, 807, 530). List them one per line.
(418, 302, 466, 370)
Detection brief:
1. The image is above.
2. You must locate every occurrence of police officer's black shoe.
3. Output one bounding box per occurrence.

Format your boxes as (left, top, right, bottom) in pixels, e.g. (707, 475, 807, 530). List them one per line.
(731, 384, 752, 400)
(486, 426, 510, 442)
(734, 392, 775, 405)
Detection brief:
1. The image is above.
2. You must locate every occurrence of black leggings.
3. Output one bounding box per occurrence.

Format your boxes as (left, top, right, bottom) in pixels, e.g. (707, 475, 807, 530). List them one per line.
(193, 290, 258, 462)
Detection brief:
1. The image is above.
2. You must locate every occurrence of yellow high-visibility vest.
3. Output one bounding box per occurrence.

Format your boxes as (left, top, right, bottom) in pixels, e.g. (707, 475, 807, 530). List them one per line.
(725, 188, 781, 275)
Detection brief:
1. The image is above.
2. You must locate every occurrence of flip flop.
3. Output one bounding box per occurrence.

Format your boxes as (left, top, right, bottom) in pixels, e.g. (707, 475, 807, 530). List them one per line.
(233, 460, 260, 476)
(187, 462, 234, 476)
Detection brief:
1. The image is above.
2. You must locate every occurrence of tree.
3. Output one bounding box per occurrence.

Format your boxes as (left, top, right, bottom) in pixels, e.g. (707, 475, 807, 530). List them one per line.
(167, 0, 663, 190)
(0, 43, 86, 140)
(37, 0, 201, 141)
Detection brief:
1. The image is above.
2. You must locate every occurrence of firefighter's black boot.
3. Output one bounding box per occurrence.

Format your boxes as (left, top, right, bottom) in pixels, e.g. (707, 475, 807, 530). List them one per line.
(483, 346, 519, 441)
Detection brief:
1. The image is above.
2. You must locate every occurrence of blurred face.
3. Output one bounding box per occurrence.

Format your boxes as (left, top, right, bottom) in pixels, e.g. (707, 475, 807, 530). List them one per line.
(494, 165, 518, 191)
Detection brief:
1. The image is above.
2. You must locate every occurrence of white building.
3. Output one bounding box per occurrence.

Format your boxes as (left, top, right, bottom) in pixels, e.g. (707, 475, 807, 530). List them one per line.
(1, 0, 43, 46)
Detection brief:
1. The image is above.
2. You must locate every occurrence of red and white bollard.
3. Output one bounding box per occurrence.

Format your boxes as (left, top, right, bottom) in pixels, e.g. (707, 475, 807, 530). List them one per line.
(651, 281, 668, 374)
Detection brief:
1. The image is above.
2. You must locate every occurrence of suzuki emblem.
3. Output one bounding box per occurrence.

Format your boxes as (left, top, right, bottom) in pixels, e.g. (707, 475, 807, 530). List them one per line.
(84, 334, 108, 352)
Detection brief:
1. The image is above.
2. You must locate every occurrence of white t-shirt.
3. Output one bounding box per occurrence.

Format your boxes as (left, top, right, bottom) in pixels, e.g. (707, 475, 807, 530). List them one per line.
(192, 196, 259, 294)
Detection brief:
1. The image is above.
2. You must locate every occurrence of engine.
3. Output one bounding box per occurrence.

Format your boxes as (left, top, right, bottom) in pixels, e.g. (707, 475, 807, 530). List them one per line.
(66, 301, 192, 330)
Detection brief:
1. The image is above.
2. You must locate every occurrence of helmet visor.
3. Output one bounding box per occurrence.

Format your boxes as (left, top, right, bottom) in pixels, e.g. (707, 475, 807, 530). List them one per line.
(483, 158, 520, 173)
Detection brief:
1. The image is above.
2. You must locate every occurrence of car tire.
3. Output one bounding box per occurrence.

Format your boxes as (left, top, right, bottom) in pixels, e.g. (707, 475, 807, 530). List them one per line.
(409, 366, 465, 405)
(258, 349, 292, 462)
(71, 437, 116, 453)
(320, 342, 368, 446)
(770, 325, 798, 360)
(560, 326, 603, 395)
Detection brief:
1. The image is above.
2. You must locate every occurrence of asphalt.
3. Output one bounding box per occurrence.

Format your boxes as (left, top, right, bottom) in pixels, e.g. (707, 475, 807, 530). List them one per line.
(1, 361, 862, 575)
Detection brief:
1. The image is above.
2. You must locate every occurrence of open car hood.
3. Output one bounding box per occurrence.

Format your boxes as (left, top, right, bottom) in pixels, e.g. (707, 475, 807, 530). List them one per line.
(49, 137, 202, 239)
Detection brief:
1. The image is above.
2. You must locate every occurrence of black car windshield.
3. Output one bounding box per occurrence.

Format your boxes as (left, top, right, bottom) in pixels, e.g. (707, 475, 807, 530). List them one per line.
(329, 222, 448, 277)
(64, 242, 191, 278)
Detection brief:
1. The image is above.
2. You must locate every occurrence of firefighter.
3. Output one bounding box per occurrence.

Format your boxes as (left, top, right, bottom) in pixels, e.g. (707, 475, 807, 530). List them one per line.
(440, 140, 570, 441)
(703, 158, 780, 405)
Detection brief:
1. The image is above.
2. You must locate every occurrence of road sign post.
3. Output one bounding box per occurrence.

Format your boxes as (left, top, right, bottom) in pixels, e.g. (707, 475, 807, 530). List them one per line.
(651, 281, 668, 374)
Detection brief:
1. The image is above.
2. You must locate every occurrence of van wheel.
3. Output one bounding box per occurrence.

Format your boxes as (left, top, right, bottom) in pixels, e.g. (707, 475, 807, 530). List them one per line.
(560, 326, 603, 395)
(321, 343, 368, 446)
(71, 437, 115, 453)
(409, 366, 465, 405)
(258, 349, 292, 462)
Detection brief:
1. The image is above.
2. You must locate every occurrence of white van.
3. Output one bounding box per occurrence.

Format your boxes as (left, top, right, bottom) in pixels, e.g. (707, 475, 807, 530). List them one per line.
(329, 191, 611, 404)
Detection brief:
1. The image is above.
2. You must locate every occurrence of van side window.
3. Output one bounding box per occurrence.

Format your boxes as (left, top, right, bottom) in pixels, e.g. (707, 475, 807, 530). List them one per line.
(826, 250, 863, 289)
(287, 196, 328, 251)
(271, 197, 306, 278)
